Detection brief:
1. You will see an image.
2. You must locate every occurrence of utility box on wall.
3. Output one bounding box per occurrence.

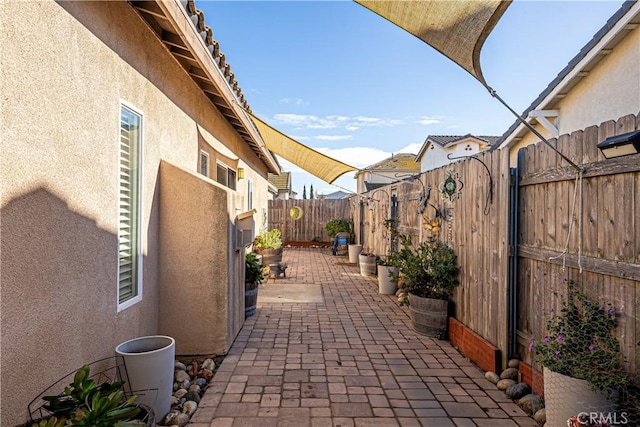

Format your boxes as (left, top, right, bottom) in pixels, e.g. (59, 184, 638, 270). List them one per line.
(235, 210, 256, 251)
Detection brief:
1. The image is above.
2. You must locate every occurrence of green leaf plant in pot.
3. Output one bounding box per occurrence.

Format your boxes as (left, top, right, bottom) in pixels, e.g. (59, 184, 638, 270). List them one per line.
(244, 252, 264, 318)
(376, 218, 400, 295)
(388, 233, 459, 338)
(29, 364, 152, 427)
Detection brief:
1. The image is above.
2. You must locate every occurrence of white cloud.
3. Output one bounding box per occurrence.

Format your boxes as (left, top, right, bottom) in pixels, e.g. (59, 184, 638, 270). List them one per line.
(315, 135, 353, 141)
(354, 116, 381, 123)
(415, 115, 443, 125)
(279, 97, 306, 106)
(316, 146, 391, 169)
(270, 113, 404, 132)
(398, 142, 423, 154)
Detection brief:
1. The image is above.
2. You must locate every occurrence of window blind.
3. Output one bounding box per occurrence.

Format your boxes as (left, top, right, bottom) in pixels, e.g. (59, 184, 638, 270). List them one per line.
(119, 106, 141, 304)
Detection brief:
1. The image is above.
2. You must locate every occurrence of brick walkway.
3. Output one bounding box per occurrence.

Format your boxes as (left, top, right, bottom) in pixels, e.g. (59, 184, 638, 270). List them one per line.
(188, 248, 536, 427)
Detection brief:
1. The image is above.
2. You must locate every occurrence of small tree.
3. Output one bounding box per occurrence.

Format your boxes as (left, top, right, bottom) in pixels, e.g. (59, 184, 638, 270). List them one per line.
(303, 185, 307, 199)
(310, 185, 315, 199)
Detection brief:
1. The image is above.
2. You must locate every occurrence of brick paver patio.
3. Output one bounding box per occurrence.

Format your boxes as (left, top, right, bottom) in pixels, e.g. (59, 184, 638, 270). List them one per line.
(188, 247, 536, 427)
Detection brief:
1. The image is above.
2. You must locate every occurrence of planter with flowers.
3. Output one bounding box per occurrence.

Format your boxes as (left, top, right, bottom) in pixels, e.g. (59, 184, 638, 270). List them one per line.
(253, 228, 283, 265)
(531, 279, 627, 426)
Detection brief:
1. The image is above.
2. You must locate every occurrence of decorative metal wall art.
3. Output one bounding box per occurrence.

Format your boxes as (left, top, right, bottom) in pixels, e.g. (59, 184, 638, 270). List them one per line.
(439, 170, 464, 202)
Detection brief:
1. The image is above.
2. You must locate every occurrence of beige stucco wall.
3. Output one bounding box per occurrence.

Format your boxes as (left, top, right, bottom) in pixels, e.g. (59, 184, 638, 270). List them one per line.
(558, 26, 640, 135)
(158, 162, 239, 355)
(507, 25, 640, 165)
(0, 1, 270, 424)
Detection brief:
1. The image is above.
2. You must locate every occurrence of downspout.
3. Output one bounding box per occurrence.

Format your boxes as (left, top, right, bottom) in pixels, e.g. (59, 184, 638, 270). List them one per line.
(507, 150, 522, 359)
(359, 199, 365, 246)
(390, 194, 398, 253)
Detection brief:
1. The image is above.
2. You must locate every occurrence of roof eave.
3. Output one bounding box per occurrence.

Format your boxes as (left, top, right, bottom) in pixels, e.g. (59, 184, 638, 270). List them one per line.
(130, 0, 280, 174)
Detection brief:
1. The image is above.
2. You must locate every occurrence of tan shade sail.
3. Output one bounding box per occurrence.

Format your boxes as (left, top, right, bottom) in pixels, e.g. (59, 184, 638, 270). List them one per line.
(247, 113, 358, 184)
(355, 0, 511, 86)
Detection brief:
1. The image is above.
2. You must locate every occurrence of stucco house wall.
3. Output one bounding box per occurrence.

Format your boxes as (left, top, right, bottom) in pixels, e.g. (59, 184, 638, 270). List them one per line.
(505, 8, 640, 165)
(419, 138, 487, 172)
(0, 1, 272, 424)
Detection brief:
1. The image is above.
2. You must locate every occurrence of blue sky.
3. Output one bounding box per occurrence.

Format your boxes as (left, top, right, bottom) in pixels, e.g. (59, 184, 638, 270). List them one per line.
(200, 0, 624, 196)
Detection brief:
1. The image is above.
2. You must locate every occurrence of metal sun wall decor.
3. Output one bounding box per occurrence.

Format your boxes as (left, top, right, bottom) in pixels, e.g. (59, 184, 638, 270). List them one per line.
(438, 170, 463, 245)
(439, 170, 464, 203)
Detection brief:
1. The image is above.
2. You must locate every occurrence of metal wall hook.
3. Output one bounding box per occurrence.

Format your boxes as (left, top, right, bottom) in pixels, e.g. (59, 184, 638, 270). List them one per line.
(447, 153, 493, 215)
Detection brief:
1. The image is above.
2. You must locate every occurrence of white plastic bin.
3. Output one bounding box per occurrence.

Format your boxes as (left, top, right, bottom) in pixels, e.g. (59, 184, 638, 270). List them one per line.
(115, 335, 175, 419)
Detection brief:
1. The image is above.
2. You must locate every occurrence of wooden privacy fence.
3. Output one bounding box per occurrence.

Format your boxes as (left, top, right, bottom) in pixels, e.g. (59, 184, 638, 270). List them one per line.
(352, 113, 639, 376)
(355, 149, 511, 362)
(516, 113, 640, 380)
(268, 199, 353, 243)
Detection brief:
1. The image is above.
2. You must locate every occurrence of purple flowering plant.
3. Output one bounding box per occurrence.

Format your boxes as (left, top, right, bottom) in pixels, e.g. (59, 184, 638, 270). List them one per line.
(530, 279, 627, 398)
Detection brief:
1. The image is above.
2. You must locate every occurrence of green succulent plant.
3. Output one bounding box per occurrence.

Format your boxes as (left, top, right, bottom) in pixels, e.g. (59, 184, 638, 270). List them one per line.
(37, 364, 147, 427)
(245, 252, 264, 284)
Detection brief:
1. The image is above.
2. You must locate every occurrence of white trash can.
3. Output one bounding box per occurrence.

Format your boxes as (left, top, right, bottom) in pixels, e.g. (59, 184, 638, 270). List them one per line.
(115, 335, 175, 419)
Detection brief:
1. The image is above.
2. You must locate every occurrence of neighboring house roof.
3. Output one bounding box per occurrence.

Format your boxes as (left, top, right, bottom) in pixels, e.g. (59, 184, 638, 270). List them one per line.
(493, 0, 640, 151)
(357, 153, 420, 176)
(268, 172, 292, 191)
(415, 134, 498, 161)
(323, 190, 352, 199)
(364, 182, 389, 192)
(130, 0, 279, 173)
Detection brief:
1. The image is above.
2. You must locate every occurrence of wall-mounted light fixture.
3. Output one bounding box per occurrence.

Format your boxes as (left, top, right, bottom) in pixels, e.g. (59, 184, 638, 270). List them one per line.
(237, 167, 245, 180)
(597, 130, 640, 159)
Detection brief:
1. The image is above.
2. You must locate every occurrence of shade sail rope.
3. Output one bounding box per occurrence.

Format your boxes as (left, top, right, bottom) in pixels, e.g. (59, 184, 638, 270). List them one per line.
(548, 169, 584, 272)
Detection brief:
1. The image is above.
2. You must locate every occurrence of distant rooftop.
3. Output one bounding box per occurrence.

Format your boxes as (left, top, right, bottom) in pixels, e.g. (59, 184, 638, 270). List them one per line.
(362, 153, 420, 172)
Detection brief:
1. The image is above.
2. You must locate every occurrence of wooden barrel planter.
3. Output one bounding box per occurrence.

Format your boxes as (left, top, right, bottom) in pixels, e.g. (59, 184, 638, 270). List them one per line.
(359, 253, 377, 277)
(245, 280, 258, 317)
(408, 293, 448, 338)
(255, 247, 283, 265)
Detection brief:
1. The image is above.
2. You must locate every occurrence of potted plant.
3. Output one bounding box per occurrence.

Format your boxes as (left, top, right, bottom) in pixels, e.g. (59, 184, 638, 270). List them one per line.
(530, 278, 627, 426)
(358, 250, 377, 277)
(26, 363, 154, 426)
(244, 252, 264, 317)
(389, 234, 459, 338)
(376, 218, 400, 295)
(253, 228, 283, 264)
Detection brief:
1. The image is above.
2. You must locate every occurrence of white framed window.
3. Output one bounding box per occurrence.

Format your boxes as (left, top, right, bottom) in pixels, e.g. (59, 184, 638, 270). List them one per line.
(118, 104, 143, 311)
(216, 161, 237, 191)
(247, 179, 253, 210)
(200, 151, 210, 177)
